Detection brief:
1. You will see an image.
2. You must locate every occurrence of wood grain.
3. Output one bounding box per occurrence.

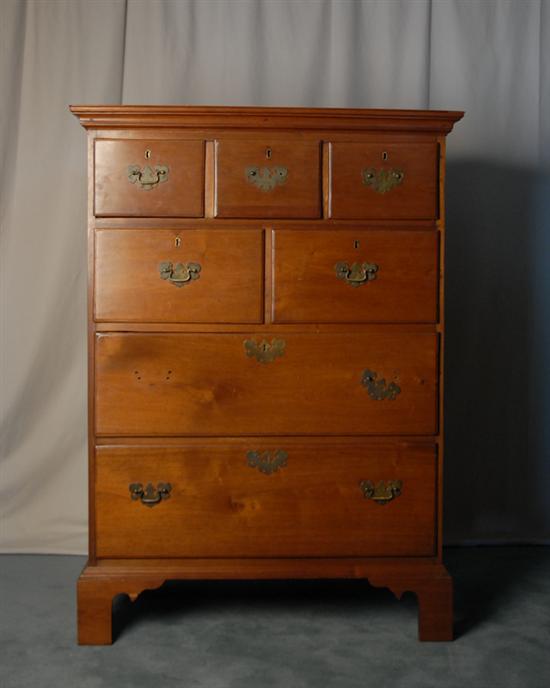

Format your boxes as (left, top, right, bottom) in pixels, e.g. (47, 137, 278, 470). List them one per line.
(95, 442, 436, 558)
(94, 332, 438, 436)
(70, 105, 464, 134)
(272, 229, 438, 323)
(95, 229, 264, 323)
(330, 142, 438, 219)
(215, 139, 321, 218)
(94, 139, 204, 217)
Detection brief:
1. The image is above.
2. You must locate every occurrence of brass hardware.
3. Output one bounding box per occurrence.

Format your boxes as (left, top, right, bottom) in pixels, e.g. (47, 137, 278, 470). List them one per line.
(354, 240, 360, 249)
(245, 166, 288, 192)
(244, 338, 286, 363)
(246, 450, 288, 475)
(265, 147, 272, 159)
(362, 167, 404, 194)
(159, 261, 201, 287)
(360, 479, 402, 505)
(335, 261, 379, 287)
(174, 236, 182, 248)
(382, 151, 388, 161)
(144, 149, 152, 159)
(361, 369, 401, 400)
(129, 482, 172, 507)
(128, 164, 169, 190)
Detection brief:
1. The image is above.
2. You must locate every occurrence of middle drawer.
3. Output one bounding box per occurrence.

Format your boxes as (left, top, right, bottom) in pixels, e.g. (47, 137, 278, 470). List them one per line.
(95, 332, 438, 436)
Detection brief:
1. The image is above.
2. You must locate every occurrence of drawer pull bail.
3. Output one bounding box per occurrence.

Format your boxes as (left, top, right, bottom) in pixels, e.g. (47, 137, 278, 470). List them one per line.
(361, 369, 401, 400)
(159, 261, 201, 287)
(335, 261, 379, 287)
(127, 164, 170, 190)
(129, 482, 172, 507)
(245, 166, 288, 192)
(360, 479, 402, 505)
(246, 450, 288, 475)
(244, 338, 286, 363)
(362, 167, 404, 194)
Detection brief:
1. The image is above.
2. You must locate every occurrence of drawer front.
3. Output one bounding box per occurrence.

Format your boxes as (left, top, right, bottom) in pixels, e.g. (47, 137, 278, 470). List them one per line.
(94, 139, 204, 217)
(95, 333, 438, 436)
(95, 229, 264, 323)
(215, 140, 321, 218)
(272, 229, 438, 323)
(330, 142, 438, 219)
(95, 442, 436, 558)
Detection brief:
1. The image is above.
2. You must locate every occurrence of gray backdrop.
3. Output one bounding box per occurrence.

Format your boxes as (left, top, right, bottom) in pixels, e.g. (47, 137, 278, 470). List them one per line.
(1, 0, 548, 553)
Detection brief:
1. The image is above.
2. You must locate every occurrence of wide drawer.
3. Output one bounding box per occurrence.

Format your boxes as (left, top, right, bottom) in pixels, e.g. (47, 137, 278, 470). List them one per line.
(215, 140, 321, 218)
(95, 441, 437, 558)
(95, 229, 264, 323)
(95, 332, 438, 436)
(272, 229, 438, 323)
(330, 142, 438, 219)
(94, 139, 204, 217)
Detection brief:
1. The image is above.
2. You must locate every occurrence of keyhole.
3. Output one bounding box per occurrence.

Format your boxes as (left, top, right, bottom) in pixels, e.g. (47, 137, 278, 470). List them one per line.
(382, 151, 388, 161)
(354, 240, 360, 249)
(175, 236, 181, 248)
(265, 148, 272, 160)
(145, 149, 152, 159)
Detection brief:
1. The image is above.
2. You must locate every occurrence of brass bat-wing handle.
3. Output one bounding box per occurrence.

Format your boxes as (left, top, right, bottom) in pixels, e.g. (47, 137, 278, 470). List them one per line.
(360, 480, 402, 505)
(127, 164, 169, 190)
(159, 261, 201, 287)
(245, 166, 288, 191)
(129, 482, 172, 507)
(362, 167, 404, 193)
(335, 261, 379, 287)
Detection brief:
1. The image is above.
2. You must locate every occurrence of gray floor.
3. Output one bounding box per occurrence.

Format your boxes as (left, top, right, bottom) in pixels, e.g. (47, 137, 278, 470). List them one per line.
(1, 548, 549, 688)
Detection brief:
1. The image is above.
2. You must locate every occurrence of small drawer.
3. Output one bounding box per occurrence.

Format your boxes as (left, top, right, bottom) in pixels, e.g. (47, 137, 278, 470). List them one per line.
(95, 229, 263, 323)
(330, 142, 438, 219)
(272, 229, 438, 323)
(95, 441, 436, 558)
(94, 139, 204, 217)
(215, 140, 321, 218)
(95, 332, 438, 436)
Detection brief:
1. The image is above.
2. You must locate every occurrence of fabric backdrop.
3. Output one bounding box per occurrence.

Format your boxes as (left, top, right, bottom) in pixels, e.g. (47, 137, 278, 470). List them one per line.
(1, 0, 549, 554)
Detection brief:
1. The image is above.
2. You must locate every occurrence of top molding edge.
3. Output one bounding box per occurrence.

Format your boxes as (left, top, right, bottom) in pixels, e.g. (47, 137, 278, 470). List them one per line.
(69, 105, 464, 134)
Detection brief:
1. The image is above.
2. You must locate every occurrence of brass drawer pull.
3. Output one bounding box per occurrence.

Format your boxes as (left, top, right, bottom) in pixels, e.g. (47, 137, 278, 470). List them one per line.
(246, 450, 288, 475)
(127, 164, 169, 190)
(362, 167, 404, 194)
(360, 479, 402, 505)
(159, 261, 201, 287)
(335, 261, 379, 287)
(362, 369, 401, 400)
(244, 338, 286, 363)
(245, 166, 288, 191)
(129, 482, 172, 507)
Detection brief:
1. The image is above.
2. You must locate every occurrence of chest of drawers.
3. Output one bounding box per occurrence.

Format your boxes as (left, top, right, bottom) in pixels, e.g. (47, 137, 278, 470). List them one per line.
(71, 106, 463, 644)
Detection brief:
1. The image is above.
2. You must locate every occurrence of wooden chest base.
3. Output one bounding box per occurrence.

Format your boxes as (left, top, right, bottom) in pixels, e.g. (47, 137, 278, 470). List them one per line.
(77, 559, 453, 644)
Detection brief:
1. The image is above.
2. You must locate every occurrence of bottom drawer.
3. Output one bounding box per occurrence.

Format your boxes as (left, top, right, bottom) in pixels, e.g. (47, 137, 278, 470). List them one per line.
(95, 441, 437, 558)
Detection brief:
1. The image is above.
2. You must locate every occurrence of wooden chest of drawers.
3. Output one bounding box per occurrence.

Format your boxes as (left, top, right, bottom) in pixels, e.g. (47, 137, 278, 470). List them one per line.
(71, 106, 463, 644)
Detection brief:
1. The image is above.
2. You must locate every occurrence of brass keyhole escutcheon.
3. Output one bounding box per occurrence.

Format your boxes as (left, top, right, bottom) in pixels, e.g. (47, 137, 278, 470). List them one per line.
(354, 240, 360, 249)
(382, 151, 388, 161)
(145, 149, 152, 159)
(265, 147, 272, 159)
(174, 236, 181, 248)
(244, 338, 286, 363)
